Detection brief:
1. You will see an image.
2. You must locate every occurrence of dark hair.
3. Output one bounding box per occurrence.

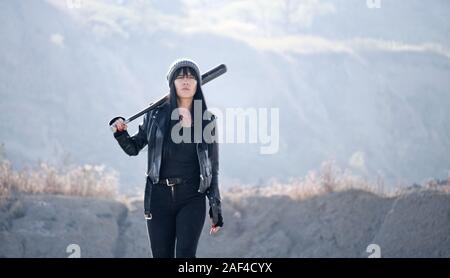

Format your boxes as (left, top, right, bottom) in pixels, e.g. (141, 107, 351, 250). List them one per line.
(162, 66, 208, 159)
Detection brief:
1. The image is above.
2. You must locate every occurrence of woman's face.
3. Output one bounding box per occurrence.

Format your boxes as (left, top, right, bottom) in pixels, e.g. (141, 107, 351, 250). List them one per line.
(174, 68, 198, 100)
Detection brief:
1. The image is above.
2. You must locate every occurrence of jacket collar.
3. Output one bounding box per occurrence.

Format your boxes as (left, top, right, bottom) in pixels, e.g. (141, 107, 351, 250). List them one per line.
(154, 100, 215, 139)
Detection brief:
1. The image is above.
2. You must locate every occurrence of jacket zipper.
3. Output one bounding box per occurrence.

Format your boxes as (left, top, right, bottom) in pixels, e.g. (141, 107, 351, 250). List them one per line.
(197, 143, 205, 192)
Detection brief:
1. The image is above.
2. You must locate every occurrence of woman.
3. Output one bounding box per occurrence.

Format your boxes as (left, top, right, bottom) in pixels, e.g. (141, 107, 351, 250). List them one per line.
(111, 58, 223, 258)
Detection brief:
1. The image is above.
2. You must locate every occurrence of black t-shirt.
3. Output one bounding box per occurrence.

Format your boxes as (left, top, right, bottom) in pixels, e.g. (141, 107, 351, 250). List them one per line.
(159, 125, 200, 179)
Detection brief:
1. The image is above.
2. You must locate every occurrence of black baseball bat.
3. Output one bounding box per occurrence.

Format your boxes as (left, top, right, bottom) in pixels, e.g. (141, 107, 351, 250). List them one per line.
(109, 64, 227, 131)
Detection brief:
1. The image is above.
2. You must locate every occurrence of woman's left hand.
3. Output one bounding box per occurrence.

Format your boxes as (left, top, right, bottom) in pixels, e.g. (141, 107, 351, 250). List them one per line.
(209, 212, 223, 235)
(210, 225, 221, 235)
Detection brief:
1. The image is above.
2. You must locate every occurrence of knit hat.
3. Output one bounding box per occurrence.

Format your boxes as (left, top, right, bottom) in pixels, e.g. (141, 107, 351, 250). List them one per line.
(166, 58, 202, 85)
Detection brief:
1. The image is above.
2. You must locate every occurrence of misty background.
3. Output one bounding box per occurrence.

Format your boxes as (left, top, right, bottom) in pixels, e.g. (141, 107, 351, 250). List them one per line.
(1, 0, 449, 195)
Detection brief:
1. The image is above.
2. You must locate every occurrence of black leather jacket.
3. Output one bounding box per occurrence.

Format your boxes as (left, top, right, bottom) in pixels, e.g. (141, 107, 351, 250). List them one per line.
(113, 102, 222, 222)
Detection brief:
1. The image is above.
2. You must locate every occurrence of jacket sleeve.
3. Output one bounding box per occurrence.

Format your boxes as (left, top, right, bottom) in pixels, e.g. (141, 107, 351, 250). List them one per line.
(113, 112, 149, 156)
(206, 116, 222, 214)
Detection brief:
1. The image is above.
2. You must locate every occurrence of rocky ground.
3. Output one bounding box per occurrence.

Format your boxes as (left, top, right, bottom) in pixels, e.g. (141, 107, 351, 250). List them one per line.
(1, 187, 449, 258)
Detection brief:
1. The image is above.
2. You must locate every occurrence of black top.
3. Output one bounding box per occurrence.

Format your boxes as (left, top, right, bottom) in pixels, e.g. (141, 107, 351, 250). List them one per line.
(159, 125, 200, 179)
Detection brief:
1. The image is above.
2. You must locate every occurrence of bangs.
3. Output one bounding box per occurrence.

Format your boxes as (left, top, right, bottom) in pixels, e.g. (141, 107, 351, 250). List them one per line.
(174, 66, 198, 80)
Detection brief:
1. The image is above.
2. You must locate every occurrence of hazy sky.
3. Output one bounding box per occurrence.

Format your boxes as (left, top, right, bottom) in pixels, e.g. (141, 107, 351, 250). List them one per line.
(47, 0, 450, 59)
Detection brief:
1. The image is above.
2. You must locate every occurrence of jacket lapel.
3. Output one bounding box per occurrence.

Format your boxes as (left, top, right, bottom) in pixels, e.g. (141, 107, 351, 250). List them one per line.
(154, 102, 169, 135)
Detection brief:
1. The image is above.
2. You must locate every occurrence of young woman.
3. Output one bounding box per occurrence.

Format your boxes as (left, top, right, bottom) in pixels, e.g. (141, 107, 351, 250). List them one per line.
(112, 58, 223, 258)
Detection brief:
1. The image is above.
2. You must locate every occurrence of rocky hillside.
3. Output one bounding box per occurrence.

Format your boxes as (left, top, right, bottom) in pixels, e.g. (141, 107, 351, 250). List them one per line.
(1, 186, 449, 258)
(2, 0, 450, 191)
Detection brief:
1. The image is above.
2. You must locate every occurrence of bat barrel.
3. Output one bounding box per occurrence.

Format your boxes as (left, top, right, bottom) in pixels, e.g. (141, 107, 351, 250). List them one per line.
(110, 64, 227, 128)
(202, 64, 227, 85)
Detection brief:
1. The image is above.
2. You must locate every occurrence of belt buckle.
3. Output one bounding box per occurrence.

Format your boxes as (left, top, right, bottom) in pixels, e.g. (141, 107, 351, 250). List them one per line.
(166, 178, 175, 187)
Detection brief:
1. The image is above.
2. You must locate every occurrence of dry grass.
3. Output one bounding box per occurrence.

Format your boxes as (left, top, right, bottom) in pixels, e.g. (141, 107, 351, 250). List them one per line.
(423, 174, 450, 194)
(0, 157, 118, 204)
(225, 160, 450, 201)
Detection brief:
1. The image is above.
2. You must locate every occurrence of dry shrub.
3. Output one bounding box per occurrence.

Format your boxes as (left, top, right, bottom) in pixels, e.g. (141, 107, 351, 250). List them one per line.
(0, 158, 118, 201)
(226, 160, 396, 202)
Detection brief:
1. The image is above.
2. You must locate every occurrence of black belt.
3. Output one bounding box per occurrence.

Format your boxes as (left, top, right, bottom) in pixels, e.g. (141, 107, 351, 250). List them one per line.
(145, 177, 198, 220)
(155, 177, 185, 186)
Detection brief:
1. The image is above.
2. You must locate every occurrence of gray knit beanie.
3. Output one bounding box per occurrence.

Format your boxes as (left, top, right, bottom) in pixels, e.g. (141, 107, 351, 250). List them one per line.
(166, 58, 202, 85)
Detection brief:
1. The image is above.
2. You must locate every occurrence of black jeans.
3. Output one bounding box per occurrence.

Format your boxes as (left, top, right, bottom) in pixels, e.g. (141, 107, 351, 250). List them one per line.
(146, 177, 206, 258)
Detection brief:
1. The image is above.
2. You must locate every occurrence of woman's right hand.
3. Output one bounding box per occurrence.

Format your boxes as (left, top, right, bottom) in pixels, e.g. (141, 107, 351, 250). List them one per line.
(110, 117, 127, 133)
(114, 118, 128, 132)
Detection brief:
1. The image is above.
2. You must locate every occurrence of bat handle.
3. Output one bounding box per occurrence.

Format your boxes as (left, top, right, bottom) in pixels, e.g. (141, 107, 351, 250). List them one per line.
(109, 116, 127, 133)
